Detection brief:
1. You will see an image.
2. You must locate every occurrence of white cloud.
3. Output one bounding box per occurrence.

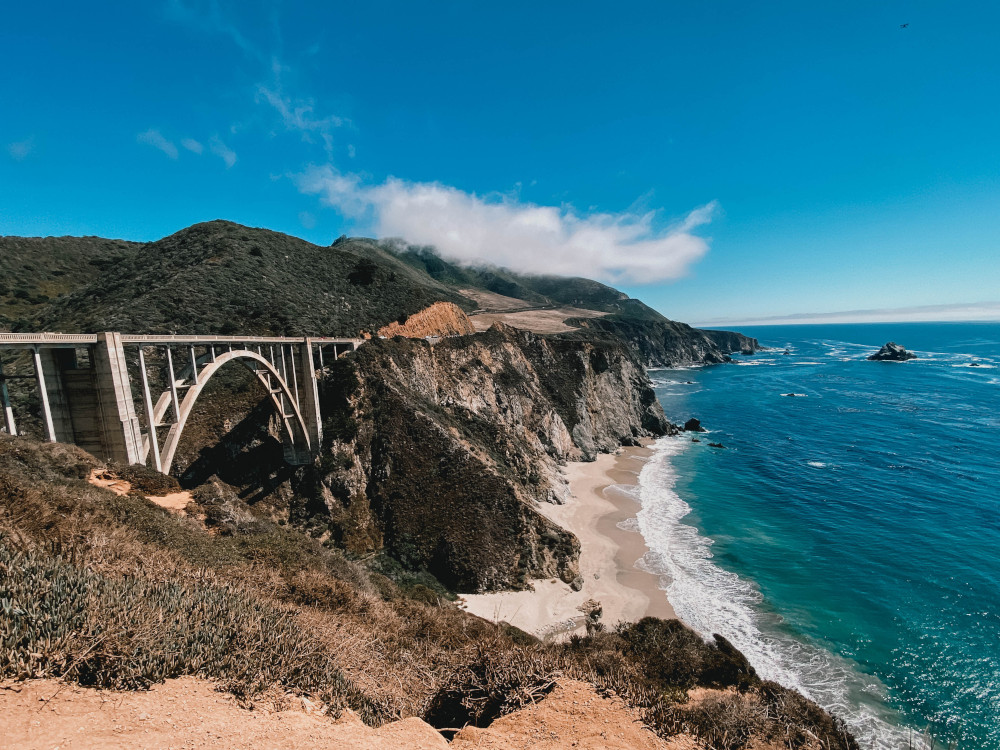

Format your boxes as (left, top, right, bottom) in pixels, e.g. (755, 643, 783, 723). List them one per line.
(7, 137, 34, 161)
(256, 58, 346, 155)
(181, 137, 204, 154)
(137, 129, 179, 159)
(297, 165, 717, 284)
(165, 0, 263, 61)
(210, 136, 237, 168)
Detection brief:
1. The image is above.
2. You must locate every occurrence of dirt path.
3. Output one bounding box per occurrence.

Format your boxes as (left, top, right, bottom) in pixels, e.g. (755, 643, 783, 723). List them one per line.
(0, 678, 702, 750)
(0, 677, 446, 749)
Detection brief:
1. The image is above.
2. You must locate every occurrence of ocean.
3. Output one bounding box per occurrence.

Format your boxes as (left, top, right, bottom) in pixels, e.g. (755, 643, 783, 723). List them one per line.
(638, 322, 1000, 749)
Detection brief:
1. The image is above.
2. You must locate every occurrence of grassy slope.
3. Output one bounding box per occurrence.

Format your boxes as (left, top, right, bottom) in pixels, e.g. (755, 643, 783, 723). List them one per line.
(388, 242, 667, 321)
(0, 235, 138, 330)
(0, 436, 857, 750)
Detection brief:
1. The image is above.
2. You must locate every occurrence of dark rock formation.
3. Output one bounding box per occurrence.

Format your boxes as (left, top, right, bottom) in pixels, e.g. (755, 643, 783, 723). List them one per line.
(298, 323, 672, 592)
(708, 442, 726, 449)
(684, 418, 707, 432)
(698, 328, 761, 356)
(564, 317, 759, 367)
(867, 342, 916, 361)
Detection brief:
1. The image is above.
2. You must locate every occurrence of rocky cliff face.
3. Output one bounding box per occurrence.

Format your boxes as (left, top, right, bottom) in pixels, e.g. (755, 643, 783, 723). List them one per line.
(566, 316, 759, 367)
(295, 323, 671, 592)
(376, 301, 477, 339)
(698, 328, 761, 355)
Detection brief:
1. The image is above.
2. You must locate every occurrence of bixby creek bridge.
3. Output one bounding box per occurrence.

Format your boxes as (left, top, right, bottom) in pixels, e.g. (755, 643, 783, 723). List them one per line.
(0, 333, 363, 474)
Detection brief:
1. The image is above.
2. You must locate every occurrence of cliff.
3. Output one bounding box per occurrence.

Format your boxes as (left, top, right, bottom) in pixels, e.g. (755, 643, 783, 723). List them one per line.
(564, 316, 757, 367)
(376, 301, 477, 338)
(296, 323, 670, 592)
(698, 328, 761, 355)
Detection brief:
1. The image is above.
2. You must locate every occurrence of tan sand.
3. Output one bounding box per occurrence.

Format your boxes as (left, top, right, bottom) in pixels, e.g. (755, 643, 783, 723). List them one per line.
(460, 446, 674, 639)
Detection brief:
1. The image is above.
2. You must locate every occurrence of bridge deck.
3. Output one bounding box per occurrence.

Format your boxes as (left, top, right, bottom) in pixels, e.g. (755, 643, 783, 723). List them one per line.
(0, 333, 364, 347)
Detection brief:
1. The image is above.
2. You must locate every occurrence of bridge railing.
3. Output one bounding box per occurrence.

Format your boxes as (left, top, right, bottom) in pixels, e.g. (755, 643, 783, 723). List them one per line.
(0, 333, 99, 345)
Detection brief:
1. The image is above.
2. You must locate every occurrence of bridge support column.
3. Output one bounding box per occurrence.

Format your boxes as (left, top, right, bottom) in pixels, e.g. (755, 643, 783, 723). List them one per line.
(92, 333, 144, 465)
(0, 357, 16, 436)
(297, 338, 323, 455)
(36, 348, 79, 443)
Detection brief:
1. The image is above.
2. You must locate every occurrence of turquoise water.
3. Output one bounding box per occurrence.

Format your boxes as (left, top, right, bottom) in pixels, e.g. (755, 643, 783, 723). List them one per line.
(639, 322, 1000, 749)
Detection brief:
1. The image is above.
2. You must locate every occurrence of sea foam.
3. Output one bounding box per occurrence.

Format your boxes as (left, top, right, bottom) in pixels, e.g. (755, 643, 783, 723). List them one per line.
(634, 436, 927, 750)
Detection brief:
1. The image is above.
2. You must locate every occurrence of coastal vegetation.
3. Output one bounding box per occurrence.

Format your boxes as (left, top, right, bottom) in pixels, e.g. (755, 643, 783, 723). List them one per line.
(0, 437, 857, 748)
(0, 220, 853, 748)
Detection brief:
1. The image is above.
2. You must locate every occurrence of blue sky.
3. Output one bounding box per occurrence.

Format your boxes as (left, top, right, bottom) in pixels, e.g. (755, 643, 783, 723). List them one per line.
(2, 1, 999, 324)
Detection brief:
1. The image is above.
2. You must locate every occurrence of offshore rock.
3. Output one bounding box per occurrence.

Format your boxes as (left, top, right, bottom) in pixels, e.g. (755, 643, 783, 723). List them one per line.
(683, 418, 707, 432)
(867, 342, 916, 361)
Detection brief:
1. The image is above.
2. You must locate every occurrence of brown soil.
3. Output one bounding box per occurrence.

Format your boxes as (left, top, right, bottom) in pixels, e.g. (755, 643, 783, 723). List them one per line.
(459, 288, 536, 312)
(459, 287, 609, 333)
(451, 680, 698, 750)
(88, 469, 193, 513)
(0, 677, 446, 749)
(0, 678, 705, 750)
(469, 308, 607, 334)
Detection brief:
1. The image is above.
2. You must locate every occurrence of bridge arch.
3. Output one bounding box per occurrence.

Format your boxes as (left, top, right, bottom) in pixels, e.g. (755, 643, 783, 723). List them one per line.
(158, 349, 312, 475)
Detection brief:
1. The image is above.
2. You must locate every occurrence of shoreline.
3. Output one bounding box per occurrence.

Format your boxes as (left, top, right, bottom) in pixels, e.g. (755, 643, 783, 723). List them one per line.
(459, 443, 674, 639)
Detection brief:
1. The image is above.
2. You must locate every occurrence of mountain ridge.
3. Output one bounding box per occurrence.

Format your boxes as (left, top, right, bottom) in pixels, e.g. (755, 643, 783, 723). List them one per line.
(1, 220, 758, 365)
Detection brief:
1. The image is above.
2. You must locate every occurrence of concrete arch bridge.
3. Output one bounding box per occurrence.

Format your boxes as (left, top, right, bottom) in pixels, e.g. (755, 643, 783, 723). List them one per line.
(0, 333, 362, 474)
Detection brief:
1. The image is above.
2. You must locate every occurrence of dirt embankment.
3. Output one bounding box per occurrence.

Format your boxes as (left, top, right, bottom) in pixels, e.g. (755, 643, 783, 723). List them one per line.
(0, 678, 698, 750)
(377, 301, 477, 339)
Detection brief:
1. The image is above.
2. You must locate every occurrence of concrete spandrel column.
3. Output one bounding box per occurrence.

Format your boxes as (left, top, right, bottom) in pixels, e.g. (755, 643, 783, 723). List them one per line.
(0, 357, 17, 436)
(32, 348, 57, 442)
(92, 332, 144, 465)
(297, 339, 323, 454)
(37, 348, 77, 443)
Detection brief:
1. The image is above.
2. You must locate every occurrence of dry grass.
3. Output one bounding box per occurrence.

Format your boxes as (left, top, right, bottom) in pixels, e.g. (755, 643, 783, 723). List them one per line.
(0, 436, 858, 749)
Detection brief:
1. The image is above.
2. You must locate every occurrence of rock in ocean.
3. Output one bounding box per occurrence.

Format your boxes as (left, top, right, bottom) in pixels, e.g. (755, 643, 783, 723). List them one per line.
(867, 342, 916, 361)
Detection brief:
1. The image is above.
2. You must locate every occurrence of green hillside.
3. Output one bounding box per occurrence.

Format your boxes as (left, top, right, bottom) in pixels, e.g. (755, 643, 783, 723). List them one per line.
(2, 221, 473, 336)
(387, 241, 666, 321)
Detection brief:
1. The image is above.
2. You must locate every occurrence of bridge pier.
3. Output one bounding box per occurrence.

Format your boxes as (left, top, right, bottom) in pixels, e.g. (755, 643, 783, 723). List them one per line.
(0, 357, 17, 436)
(0, 333, 363, 472)
(92, 333, 145, 465)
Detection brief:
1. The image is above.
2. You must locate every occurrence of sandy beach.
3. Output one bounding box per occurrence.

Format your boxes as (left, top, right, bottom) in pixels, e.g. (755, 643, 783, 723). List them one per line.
(460, 445, 674, 639)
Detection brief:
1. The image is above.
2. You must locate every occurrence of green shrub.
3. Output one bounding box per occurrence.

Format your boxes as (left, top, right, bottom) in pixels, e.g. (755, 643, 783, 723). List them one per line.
(0, 539, 386, 721)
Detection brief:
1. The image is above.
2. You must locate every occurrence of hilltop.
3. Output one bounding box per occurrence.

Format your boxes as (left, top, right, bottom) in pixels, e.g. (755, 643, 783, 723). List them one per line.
(0, 220, 757, 364)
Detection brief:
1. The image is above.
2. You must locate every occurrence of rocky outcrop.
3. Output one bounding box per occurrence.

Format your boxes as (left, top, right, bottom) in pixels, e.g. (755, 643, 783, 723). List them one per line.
(566, 316, 758, 367)
(299, 323, 671, 592)
(698, 328, 761, 355)
(376, 301, 477, 339)
(683, 418, 706, 432)
(867, 342, 916, 361)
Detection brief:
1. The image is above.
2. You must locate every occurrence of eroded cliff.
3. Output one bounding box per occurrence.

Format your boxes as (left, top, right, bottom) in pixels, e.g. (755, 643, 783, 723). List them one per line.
(296, 323, 671, 592)
(375, 301, 477, 339)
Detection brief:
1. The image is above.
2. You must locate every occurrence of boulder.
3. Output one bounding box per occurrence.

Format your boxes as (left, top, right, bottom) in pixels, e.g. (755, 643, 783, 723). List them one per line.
(683, 418, 707, 432)
(867, 342, 916, 361)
